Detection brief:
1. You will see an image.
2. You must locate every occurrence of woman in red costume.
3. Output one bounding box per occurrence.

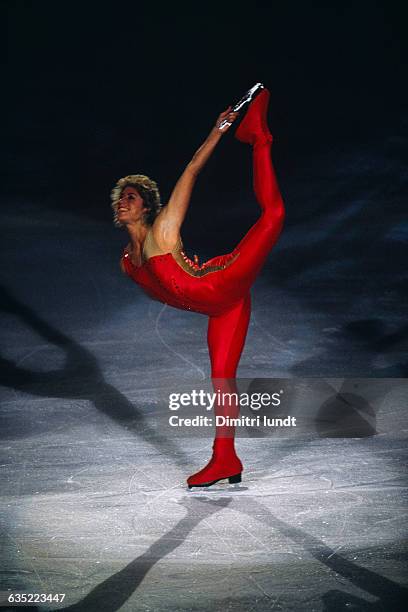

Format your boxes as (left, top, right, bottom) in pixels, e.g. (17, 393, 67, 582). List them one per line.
(112, 88, 285, 488)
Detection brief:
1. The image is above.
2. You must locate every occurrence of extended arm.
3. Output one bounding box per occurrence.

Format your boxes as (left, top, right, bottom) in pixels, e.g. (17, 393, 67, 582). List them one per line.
(152, 107, 238, 249)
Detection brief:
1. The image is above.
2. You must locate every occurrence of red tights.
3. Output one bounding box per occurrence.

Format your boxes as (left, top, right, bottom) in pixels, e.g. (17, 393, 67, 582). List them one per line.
(188, 89, 285, 487)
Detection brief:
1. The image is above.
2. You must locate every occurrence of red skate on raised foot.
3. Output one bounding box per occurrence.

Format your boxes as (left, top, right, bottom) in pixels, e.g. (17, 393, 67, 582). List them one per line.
(235, 88, 273, 146)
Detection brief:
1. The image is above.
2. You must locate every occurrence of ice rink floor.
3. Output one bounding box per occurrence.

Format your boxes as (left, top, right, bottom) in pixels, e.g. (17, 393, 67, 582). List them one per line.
(1, 378, 407, 611)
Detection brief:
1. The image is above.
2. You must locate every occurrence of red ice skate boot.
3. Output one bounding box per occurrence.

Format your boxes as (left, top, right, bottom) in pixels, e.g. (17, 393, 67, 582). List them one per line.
(235, 88, 273, 146)
(187, 438, 243, 489)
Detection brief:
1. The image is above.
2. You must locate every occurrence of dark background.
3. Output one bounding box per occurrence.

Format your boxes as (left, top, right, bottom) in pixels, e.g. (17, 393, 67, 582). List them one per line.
(5, 1, 407, 219)
(3, 0, 408, 375)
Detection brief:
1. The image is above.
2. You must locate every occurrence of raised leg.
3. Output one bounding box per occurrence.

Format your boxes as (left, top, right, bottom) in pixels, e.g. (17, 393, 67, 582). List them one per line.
(217, 89, 285, 298)
(187, 294, 251, 488)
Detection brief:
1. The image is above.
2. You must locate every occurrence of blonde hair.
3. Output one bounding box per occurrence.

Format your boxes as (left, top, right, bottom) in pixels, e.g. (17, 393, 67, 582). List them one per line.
(111, 174, 162, 226)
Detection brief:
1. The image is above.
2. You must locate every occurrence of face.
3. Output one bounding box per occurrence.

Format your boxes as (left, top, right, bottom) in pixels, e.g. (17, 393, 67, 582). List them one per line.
(116, 186, 147, 225)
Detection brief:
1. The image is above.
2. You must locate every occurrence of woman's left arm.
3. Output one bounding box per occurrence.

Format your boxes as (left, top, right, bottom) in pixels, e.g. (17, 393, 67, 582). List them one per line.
(152, 107, 238, 248)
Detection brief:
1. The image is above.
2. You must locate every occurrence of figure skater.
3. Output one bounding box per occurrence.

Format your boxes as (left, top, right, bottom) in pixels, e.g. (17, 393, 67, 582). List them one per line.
(112, 87, 285, 488)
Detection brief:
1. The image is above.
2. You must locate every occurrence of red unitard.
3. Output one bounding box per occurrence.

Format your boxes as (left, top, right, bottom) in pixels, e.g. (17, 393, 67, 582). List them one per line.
(121, 89, 285, 487)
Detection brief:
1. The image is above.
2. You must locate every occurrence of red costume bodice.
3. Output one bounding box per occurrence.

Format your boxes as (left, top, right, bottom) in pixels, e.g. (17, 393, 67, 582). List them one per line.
(121, 249, 240, 317)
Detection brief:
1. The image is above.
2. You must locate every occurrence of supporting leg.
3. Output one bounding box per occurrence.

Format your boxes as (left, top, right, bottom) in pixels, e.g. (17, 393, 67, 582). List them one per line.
(187, 294, 251, 488)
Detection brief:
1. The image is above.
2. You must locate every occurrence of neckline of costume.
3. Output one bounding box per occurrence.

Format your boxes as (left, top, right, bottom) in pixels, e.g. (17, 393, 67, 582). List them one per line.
(131, 251, 173, 272)
(125, 227, 180, 271)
